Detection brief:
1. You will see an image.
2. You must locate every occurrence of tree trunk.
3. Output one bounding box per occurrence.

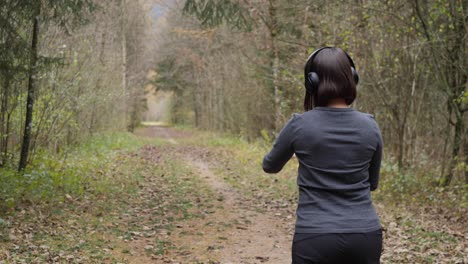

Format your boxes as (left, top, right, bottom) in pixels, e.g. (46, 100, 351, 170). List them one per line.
(3, 111, 12, 166)
(441, 112, 463, 186)
(268, 0, 281, 131)
(121, 0, 128, 130)
(193, 70, 201, 127)
(128, 89, 138, 132)
(18, 16, 39, 171)
(0, 75, 10, 167)
(397, 123, 405, 170)
(90, 24, 107, 135)
(440, 8, 466, 186)
(440, 103, 452, 180)
(464, 130, 467, 184)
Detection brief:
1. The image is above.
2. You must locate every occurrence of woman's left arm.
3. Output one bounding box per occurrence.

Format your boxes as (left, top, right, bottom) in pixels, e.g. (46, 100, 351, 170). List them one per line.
(262, 114, 298, 173)
(369, 121, 383, 191)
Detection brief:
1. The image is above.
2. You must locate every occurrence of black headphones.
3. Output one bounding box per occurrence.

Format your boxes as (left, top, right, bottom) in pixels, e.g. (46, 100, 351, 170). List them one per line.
(305, 47, 359, 94)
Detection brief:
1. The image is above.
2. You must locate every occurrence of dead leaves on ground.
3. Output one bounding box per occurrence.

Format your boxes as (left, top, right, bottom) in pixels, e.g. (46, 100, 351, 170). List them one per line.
(0, 130, 466, 264)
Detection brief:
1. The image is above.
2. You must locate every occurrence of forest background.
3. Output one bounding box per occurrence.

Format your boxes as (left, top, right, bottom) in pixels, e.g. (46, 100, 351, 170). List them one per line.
(0, 0, 466, 261)
(1, 0, 467, 217)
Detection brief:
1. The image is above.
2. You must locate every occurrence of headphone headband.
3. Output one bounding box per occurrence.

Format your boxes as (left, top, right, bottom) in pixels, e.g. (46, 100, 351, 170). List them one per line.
(304, 47, 359, 94)
(306, 46, 330, 64)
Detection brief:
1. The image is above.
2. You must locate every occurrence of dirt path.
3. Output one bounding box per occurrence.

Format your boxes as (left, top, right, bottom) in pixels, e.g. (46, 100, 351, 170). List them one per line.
(132, 126, 468, 264)
(186, 159, 291, 263)
(2, 126, 465, 263)
(135, 126, 292, 263)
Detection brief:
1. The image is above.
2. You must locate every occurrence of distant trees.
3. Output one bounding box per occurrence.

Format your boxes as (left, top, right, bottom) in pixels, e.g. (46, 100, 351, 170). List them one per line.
(0, 0, 156, 170)
(154, 0, 466, 186)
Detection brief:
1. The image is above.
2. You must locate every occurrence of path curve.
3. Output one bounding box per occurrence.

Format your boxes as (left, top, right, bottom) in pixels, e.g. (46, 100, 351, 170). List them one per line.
(187, 159, 291, 264)
(137, 125, 292, 263)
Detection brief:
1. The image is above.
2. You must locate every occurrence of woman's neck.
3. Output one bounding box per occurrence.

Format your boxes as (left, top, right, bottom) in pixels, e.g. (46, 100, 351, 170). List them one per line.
(327, 98, 349, 108)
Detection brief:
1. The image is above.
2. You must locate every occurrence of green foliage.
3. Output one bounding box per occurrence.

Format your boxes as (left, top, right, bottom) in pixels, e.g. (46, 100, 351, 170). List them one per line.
(187, 130, 297, 201)
(198, 132, 247, 147)
(184, 127, 467, 212)
(0, 217, 7, 242)
(183, 0, 252, 31)
(168, 0, 467, 190)
(260, 129, 271, 144)
(375, 161, 466, 212)
(0, 132, 144, 213)
(154, 57, 198, 125)
(154, 57, 188, 93)
(455, 90, 468, 105)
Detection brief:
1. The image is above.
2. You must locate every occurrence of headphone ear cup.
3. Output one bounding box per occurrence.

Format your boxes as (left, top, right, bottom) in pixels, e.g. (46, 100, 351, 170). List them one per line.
(307, 72, 320, 93)
(351, 67, 359, 85)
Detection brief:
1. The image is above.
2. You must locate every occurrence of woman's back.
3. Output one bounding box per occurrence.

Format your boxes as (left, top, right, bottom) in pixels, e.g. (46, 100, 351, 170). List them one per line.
(263, 107, 382, 233)
(292, 107, 381, 233)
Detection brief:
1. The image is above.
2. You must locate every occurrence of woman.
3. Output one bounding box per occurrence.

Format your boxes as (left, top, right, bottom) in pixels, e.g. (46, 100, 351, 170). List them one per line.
(263, 47, 383, 264)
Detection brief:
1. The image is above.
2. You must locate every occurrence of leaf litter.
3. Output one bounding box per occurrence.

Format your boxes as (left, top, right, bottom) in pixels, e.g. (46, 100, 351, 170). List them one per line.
(0, 126, 466, 263)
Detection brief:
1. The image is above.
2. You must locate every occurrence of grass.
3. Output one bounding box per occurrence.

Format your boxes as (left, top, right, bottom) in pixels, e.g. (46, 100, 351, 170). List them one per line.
(175, 127, 466, 263)
(0, 132, 147, 214)
(182, 128, 466, 215)
(375, 162, 467, 218)
(0, 133, 149, 262)
(176, 129, 299, 203)
(0, 131, 216, 263)
(0, 126, 465, 263)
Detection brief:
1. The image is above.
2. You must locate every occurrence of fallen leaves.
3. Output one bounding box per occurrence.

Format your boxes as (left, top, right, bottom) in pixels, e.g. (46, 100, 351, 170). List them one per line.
(1, 127, 466, 264)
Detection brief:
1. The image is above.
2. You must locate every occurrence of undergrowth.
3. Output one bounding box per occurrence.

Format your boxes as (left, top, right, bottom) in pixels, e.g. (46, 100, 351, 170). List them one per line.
(186, 130, 466, 215)
(0, 126, 464, 263)
(0, 131, 215, 262)
(183, 128, 466, 263)
(0, 132, 146, 214)
(376, 162, 467, 217)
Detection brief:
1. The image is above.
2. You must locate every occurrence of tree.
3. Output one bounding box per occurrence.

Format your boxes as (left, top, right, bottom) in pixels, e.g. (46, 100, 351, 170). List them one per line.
(18, 13, 40, 171)
(411, 0, 467, 185)
(158, 0, 466, 187)
(0, 0, 155, 173)
(0, 1, 31, 167)
(17, 0, 95, 171)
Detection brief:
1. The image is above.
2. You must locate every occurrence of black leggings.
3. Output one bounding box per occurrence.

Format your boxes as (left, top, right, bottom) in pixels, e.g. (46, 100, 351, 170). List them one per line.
(292, 229, 383, 264)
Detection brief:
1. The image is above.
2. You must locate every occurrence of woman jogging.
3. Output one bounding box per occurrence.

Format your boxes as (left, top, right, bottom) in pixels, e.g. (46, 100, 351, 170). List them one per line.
(263, 47, 383, 264)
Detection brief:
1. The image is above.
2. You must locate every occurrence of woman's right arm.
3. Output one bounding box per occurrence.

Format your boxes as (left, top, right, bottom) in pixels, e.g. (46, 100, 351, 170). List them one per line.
(262, 114, 299, 173)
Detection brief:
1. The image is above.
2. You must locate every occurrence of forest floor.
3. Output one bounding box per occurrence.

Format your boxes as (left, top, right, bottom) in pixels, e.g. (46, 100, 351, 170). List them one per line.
(0, 126, 466, 263)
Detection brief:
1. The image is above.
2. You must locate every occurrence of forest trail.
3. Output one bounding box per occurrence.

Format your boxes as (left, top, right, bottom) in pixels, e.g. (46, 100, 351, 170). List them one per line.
(173, 159, 291, 263)
(1, 126, 465, 263)
(133, 125, 292, 263)
(130, 126, 467, 264)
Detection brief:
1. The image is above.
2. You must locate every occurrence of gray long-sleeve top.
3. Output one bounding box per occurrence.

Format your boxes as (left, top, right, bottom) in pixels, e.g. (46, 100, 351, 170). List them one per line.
(263, 107, 382, 233)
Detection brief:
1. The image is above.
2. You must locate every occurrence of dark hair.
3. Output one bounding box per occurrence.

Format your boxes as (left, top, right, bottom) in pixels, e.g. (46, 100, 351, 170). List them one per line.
(304, 48, 357, 111)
